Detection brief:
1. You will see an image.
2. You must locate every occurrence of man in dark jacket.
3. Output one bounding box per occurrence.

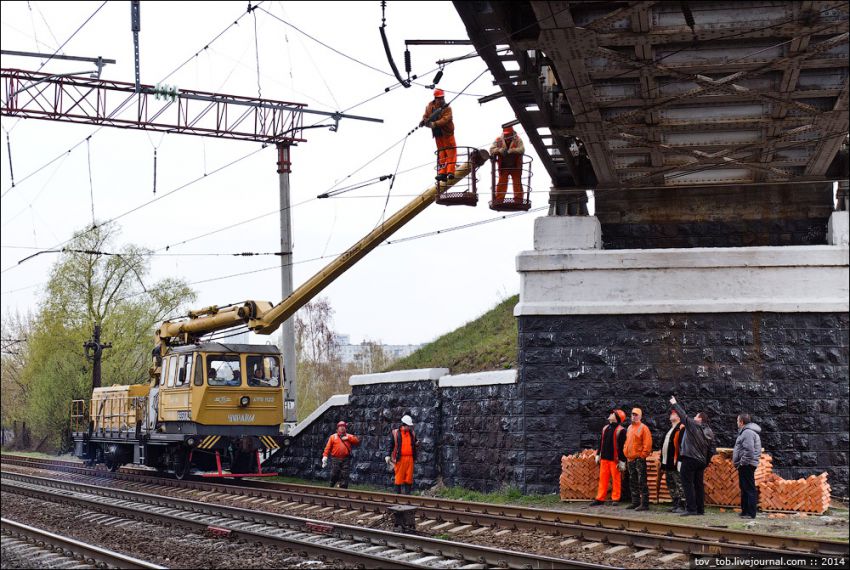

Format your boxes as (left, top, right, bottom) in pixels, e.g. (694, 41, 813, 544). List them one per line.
(590, 409, 627, 506)
(733, 413, 762, 519)
(670, 396, 715, 516)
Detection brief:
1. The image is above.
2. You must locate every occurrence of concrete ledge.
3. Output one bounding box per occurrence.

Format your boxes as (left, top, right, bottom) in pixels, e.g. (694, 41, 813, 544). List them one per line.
(288, 394, 349, 438)
(516, 245, 849, 316)
(349, 368, 449, 386)
(438, 370, 517, 388)
(516, 245, 849, 271)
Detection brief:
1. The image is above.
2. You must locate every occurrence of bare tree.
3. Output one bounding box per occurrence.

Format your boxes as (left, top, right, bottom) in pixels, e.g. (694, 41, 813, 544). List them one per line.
(292, 298, 352, 421)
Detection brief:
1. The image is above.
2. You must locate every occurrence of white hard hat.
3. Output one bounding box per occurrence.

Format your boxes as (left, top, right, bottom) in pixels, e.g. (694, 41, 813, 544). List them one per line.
(401, 415, 414, 426)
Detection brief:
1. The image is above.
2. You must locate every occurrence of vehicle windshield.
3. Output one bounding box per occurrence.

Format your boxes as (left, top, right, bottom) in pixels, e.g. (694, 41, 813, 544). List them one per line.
(206, 355, 242, 387)
(246, 355, 281, 387)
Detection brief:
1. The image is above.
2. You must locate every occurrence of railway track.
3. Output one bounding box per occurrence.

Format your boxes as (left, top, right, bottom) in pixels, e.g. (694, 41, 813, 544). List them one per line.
(2, 470, 609, 569)
(4, 453, 847, 562)
(1, 517, 165, 569)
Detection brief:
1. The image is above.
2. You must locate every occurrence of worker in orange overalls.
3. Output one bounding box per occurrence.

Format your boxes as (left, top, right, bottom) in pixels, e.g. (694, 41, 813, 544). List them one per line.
(420, 89, 456, 182)
(321, 420, 360, 488)
(590, 409, 627, 506)
(489, 126, 525, 204)
(386, 414, 417, 494)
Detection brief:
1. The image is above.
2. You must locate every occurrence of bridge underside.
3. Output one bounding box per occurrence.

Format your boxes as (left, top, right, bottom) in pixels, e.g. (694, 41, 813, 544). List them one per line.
(455, 0, 848, 202)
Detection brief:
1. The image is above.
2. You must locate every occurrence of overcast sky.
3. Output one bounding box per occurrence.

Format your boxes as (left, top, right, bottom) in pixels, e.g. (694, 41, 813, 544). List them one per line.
(1, 1, 548, 346)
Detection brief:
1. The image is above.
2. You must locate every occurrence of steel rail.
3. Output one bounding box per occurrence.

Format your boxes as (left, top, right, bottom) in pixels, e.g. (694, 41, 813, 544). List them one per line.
(2, 471, 609, 570)
(1, 517, 166, 569)
(3, 456, 848, 556)
(4, 454, 846, 558)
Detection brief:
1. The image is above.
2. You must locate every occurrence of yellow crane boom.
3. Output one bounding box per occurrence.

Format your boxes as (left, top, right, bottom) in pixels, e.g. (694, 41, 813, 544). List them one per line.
(156, 152, 487, 353)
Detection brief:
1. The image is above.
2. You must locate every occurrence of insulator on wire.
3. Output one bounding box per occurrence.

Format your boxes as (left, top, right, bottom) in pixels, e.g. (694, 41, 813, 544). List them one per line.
(432, 70, 443, 85)
(404, 49, 411, 74)
(153, 148, 158, 195)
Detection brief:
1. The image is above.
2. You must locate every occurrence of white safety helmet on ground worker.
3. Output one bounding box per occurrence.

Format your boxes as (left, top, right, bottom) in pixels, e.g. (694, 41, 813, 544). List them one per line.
(401, 415, 414, 426)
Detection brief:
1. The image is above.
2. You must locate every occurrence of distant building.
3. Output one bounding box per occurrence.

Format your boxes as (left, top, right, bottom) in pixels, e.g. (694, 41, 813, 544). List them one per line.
(334, 334, 421, 367)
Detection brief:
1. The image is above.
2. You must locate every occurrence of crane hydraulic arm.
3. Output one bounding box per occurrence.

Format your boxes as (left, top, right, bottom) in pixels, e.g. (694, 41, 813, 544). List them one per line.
(155, 150, 488, 354)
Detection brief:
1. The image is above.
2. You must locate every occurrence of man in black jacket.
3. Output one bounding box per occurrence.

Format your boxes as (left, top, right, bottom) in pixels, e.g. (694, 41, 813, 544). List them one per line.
(669, 396, 715, 516)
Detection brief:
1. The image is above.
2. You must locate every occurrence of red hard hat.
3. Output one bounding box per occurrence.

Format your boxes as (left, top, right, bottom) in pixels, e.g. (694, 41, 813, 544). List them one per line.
(614, 409, 626, 423)
(337, 421, 347, 428)
(503, 126, 515, 135)
(433, 88, 445, 98)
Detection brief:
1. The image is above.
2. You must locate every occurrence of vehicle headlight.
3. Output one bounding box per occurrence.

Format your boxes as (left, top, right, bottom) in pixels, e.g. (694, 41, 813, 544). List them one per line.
(240, 396, 250, 407)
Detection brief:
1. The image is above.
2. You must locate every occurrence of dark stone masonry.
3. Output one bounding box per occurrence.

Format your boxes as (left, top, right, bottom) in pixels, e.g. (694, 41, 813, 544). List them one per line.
(275, 379, 523, 492)
(518, 312, 850, 496)
(278, 312, 848, 498)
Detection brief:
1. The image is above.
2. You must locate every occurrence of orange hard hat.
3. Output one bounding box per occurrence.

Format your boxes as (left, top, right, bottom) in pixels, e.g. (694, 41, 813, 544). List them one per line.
(614, 409, 626, 423)
(433, 88, 445, 98)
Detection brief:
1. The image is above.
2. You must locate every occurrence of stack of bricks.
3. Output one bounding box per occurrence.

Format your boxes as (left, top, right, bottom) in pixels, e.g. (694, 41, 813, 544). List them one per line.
(758, 472, 831, 514)
(559, 450, 599, 500)
(646, 451, 671, 503)
(562, 448, 831, 513)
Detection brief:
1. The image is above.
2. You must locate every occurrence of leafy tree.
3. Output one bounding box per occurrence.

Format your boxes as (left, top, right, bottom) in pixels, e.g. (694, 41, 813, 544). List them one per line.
(1, 310, 34, 445)
(19, 223, 195, 448)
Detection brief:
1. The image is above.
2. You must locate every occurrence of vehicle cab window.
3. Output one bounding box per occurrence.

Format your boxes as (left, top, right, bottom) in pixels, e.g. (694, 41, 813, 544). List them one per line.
(206, 355, 241, 387)
(246, 355, 281, 387)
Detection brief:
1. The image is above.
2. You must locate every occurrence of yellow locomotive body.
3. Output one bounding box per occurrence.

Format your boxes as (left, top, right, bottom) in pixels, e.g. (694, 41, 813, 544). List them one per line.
(72, 343, 284, 477)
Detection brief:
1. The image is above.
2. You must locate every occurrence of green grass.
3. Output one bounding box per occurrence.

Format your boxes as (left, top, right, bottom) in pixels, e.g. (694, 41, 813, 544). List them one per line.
(434, 485, 562, 508)
(385, 295, 519, 373)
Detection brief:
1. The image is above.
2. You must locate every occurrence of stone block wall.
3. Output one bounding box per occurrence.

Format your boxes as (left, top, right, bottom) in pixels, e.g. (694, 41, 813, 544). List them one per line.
(274, 374, 524, 492)
(518, 312, 850, 496)
(440, 383, 523, 491)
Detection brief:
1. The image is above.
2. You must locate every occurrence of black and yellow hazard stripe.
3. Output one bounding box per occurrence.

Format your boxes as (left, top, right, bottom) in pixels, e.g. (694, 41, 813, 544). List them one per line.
(197, 435, 221, 449)
(259, 435, 279, 450)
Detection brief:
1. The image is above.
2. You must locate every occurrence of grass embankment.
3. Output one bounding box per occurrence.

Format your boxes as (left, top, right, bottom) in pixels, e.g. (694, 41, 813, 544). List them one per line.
(386, 295, 519, 373)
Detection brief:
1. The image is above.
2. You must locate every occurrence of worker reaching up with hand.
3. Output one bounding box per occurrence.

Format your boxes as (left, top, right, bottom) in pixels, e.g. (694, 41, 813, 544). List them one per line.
(420, 89, 456, 182)
(489, 126, 525, 204)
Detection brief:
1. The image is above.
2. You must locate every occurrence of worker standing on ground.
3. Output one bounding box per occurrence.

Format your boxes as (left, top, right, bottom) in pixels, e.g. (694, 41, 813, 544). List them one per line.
(386, 414, 417, 494)
(420, 89, 456, 182)
(590, 409, 627, 506)
(489, 126, 525, 203)
(623, 407, 653, 511)
(733, 412, 762, 519)
(661, 409, 686, 513)
(670, 396, 716, 516)
(322, 421, 360, 489)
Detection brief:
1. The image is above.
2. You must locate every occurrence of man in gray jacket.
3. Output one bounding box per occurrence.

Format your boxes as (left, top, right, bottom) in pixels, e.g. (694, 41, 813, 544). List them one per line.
(733, 413, 762, 519)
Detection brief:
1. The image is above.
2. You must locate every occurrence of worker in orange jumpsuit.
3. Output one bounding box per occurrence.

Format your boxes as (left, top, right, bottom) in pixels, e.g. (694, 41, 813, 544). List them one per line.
(420, 89, 456, 182)
(489, 126, 525, 204)
(321, 420, 360, 488)
(623, 407, 653, 511)
(386, 414, 417, 494)
(590, 409, 627, 506)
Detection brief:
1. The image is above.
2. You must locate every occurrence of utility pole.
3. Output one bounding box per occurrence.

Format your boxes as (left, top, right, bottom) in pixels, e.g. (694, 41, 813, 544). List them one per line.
(83, 324, 112, 390)
(277, 143, 297, 432)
